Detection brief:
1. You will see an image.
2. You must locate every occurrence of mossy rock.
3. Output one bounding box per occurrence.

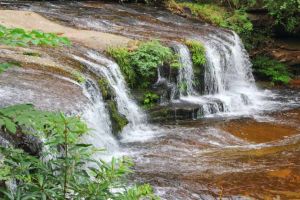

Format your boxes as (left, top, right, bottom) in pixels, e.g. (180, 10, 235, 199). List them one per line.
(107, 100, 128, 135)
(98, 78, 115, 100)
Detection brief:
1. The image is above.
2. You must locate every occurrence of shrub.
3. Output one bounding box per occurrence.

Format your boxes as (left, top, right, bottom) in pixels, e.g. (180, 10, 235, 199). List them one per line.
(108, 40, 179, 89)
(0, 25, 71, 47)
(130, 40, 174, 79)
(0, 104, 157, 199)
(252, 56, 291, 85)
(264, 0, 300, 33)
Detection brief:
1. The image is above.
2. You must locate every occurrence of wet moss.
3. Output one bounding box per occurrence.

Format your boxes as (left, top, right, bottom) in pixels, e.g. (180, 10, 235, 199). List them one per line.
(23, 52, 41, 57)
(107, 100, 128, 135)
(98, 78, 114, 100)
(185, 40, 206, 92)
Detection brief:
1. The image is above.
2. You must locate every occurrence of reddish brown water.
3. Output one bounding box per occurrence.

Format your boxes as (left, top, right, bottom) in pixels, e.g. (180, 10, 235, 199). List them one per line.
(127, 108, 300, 199)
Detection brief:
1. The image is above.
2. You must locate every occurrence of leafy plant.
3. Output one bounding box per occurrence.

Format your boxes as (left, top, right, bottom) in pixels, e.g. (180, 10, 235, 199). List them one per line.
(252, 56, 291, 85)
(107, 47, 136, 88)
(108, 40, 179, 89)
(130, 40, 174, 79)
(0, 104, 157, 199)
(143, 92, 160, 108)
(0, 25, 71, 47)
(264, 0, 300, 33)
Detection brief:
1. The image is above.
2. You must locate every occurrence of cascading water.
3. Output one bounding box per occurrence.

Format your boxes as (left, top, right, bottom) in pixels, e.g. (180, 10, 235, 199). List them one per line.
(81, 79, 120, 159)
(178, 31, 268, 117)
(172, 43, 197, 97)
(73, 51, 158, 143)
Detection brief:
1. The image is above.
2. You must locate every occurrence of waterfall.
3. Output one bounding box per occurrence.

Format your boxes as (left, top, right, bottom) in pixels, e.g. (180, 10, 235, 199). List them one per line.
(172, 43, 197, 97)
(73, 52, 157, 143)
(175, 31, 266, 117)
(81, 79, 120, 159)
(86, 51, 146, 126)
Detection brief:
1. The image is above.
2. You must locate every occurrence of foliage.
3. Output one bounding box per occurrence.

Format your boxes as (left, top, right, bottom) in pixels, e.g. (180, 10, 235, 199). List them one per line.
(0, 62, 16, 75)
(98, 78, 114, 100)
(0, 25, 71, 47)
(264, 0, 300, 33)
(107, 47, 136, 88)
(71, 70, 86, 84)
(252, 56, 291, 85)
(0, 104, 157, 199)
(108, 40, 179, 89)
(107, 100, 129, 134)
(23, 52, 41, 57)
(173, 2, 253, 34)
(185, 40, 206, 67)
(130, 40, 174, 80)
(143, 92, 160, 108)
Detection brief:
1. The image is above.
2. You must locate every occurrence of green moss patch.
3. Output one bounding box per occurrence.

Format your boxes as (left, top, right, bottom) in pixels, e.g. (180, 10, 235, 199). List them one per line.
(107, 100, 128, 135)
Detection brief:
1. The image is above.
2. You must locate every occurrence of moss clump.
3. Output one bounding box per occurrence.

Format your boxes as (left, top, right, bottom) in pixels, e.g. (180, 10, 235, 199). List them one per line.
(185, 40, 206, 67)
(107, 100, 128, 135)
(71, 70, 86, 84)
(98, 78, 115, 100)
(107, 40, 180, 89)
(23, 52, 41, 57)
(252, 56, 291, 85)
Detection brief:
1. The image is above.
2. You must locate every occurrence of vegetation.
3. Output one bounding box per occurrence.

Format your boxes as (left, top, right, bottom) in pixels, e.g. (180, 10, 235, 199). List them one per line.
(0, 25, 71, 47)
(107, 100, 129, 134)
(108, 40, 179, 89)
(71, 70, 86, 84)
(143, 92, 160, 108)
(263, 0, 300, 33)
(107, 47, 136, 88)
(185, 40, 206, 66)
(220, 0, 300, 33)
(168, 1, 253, 35)
(0, 62, 17, 75)
(252, 56, 291, 85)
(0, 104, 156, 199)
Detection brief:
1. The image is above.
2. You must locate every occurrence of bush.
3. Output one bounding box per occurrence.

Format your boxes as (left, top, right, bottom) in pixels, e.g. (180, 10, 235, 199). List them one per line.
(0, 25, 71, 47)
(264, 0, 300, 33)
(0, 104, 157, 199)
(252, 56, 291, 85)
(108, 40, 179, 89)
(131, 41, 174, 79)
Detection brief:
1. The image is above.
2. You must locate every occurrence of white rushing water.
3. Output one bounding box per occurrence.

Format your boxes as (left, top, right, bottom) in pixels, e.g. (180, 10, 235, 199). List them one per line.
(172, 43, 197, 97)
(81, 79, 120, 159)
(178, 31, 270, 117)
(73, 52, 159, 143)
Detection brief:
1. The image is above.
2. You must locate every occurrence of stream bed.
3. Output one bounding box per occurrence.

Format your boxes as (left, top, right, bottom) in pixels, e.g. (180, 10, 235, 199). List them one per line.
(1, 1, 300, 199)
